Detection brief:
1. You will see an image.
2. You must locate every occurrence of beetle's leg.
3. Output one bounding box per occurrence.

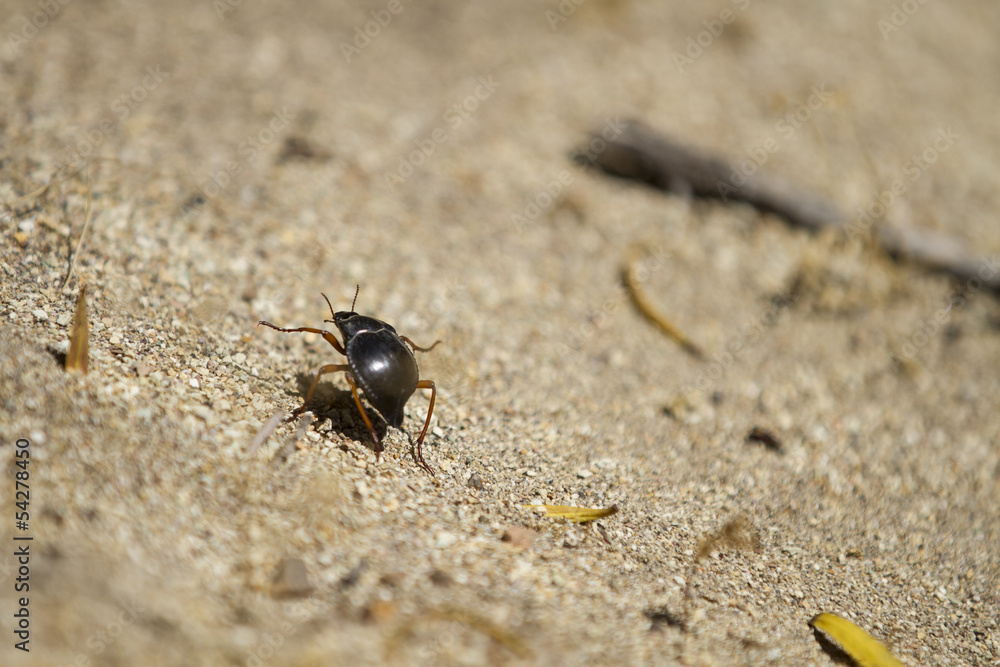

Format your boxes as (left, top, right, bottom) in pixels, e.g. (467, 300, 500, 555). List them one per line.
(291, 363, 351, 421)
(343, 373, 383, 460)
(400, 336, 441, 353)
(257, 321, 346, 355)
(413, 379, 437, 475)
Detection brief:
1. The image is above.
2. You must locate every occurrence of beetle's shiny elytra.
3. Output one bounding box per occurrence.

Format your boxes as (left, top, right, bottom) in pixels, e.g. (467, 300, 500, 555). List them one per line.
(334, 313, 415, 427)
(258, 287, 440, 474)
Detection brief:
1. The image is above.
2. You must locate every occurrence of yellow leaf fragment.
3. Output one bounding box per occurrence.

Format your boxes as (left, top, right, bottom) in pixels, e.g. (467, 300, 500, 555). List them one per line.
(809, 613, 905, 667)
(526, 504, 619, 523)
(66, 284, 89, 374)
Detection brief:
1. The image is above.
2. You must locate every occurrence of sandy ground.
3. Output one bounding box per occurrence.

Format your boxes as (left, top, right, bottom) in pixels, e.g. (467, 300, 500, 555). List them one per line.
(1, 1, 999, 665)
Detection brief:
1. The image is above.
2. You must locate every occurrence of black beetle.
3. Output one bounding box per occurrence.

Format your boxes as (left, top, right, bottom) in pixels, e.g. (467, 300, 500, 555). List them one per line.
(258, 286, 440, 474)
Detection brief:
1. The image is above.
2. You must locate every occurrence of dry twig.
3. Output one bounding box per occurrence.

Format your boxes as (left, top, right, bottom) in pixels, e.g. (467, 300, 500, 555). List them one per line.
(581, 121, 1000, 291)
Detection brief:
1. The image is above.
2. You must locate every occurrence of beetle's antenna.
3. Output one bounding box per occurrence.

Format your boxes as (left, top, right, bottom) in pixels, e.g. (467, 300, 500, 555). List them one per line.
(351, 284, 360, 312)
(321, 293, 336, 320)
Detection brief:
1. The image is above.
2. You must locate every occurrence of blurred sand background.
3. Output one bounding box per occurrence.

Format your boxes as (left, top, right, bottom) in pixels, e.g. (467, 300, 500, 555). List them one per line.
(1, 1, 999, 664)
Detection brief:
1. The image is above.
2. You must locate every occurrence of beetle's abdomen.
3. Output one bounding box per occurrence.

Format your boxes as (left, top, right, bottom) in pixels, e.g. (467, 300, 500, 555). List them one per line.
(347, 330, 419, 427)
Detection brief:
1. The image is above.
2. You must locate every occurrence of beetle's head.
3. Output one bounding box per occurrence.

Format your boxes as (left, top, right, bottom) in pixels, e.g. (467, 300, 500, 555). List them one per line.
(331, 310, 358, 324)
(329, 309, 360, 334)
(331, 311, 395, 339)
(321, 286, 361, 323)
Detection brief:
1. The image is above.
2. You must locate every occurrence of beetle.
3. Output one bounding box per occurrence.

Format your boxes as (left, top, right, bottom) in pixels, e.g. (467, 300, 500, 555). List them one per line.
(258, 286, 440, 474)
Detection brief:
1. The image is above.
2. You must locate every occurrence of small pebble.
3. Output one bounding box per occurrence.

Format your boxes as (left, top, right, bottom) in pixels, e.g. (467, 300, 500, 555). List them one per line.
(562, 530, 581, 548)
(271, 558, 314, 598)
(364, 600, 397, 624)
(429, 570, 453, 586)
(379, 571, 405, 588)
(32, 309, 49, 321)
(501, 526, 538, 549)
(467, 474, 484, 489)
(576, 469, 592, 479)
(435, 531, 457, 548)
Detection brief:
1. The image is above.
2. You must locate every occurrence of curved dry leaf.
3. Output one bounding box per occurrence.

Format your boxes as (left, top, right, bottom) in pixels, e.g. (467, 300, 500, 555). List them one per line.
(526, 504, 619, 523)
(623, 250, 703, 358)
(809, 612, 905, 667)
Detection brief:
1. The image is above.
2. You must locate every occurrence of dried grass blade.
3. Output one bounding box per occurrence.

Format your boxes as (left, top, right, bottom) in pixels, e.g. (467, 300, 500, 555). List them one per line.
(66, 284, 89, 374)
(526, 504, 619, 523)
(624, 252, 703, 358)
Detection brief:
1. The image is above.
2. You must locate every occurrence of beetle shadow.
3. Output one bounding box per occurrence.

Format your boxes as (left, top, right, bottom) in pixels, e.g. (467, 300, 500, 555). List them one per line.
(46, 345, 68, 368)
(809, 626, 855, 666)
(291, 371, 388, 451)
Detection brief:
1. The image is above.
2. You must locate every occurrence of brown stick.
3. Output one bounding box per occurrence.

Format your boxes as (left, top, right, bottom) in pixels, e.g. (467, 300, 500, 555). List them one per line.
(579, 121, 1000, 291)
